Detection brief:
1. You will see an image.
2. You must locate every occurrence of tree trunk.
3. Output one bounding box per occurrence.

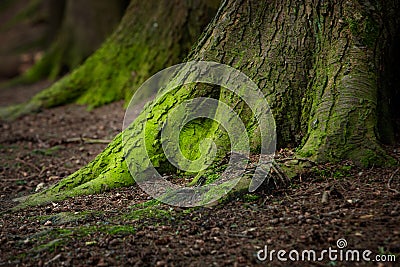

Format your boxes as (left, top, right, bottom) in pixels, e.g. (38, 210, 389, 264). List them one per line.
(0, 0, 65, 79)
(21, 0, 127, 82)
(20, 0, 400, 207)
(1, 0, 220, 119)
(188, 0, 400, 166)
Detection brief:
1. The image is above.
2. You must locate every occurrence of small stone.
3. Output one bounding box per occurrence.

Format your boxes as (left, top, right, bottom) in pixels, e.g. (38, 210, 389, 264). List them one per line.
(48, 176, 59, 181)
(109, 239, 120, 246)
(44, 220, 52, 226)
(190, 249, 200, 256)
(213, 237, 221, 242)
(156, 261, 166, 266)
(269, 218, 279, 225)
(35, 182, 45, 192)
(321, 191, 329, 204)
(195, 239, 205, 246)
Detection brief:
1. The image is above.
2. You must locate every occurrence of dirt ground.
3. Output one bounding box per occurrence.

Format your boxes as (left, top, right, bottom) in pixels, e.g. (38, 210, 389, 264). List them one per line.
(0, 83, 400, 266)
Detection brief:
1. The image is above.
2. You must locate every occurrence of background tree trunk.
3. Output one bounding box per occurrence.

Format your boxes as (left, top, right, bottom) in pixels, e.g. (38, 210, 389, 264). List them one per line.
(0, 0, 65, 79)
(20, 0, 400, 206)
(22, 0, 128, 82)
(1, 0, 220, 119)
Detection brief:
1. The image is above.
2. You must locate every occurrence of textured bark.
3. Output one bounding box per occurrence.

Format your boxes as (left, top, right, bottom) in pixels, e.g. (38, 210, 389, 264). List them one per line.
(20, 0, 400, 207)
(187, 0, 400, 165)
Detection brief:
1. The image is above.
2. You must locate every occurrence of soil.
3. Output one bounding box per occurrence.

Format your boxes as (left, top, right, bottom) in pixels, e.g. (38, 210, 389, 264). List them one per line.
(0, 84, 400, 267)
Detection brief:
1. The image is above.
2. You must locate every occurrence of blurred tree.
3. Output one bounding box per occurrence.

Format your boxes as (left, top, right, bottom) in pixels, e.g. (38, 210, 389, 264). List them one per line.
(0, 0, 65, 78)
(1, 0, 220, 116)
(22, 0, 129, 82)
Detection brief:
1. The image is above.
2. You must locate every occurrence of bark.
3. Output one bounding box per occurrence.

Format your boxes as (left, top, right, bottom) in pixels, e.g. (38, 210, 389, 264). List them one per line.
(189, 0, 400, 166)
(19, 0, 400, 207)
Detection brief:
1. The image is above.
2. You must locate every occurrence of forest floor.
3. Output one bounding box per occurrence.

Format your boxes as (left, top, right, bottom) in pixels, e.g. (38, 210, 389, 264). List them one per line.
(0, 82, 400, 266)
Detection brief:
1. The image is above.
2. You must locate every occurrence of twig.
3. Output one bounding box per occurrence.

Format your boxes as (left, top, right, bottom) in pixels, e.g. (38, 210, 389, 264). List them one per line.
(1, 175, 36, 181)
(274, 157, 316, 165)
(228, 233, 249, 238)
(387, 168, 400, 194)
(39, 167, 48, 176)
(64, 137, 112, 144)
(271, 162, 289, 186)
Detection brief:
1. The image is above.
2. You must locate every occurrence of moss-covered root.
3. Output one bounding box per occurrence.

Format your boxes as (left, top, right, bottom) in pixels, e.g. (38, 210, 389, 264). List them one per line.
(15, 133, 133, 209)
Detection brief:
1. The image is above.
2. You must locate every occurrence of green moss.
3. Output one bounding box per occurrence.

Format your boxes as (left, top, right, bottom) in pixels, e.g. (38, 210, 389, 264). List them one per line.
(35, 238, 66, 253)
(346, 10, 379, 49)
(129, 199, 160, 209)
(15, 133, 134, 208)
(26, 223, 136, 255)
(352, 149, 393, 168)
(32, 145, 63, 156)
(241, 193, 260, 202)
(123, 206, 172, 221)
(35, 211, 102, 225)
(334, 165, 352, 178)
(206, 173, 221, 184)
(105, 225, 136, 235)
(3, 0, 218, 120)
(199, 178, 243, 205)
(279, 160, 311, 179)
(309, 164, 353, 180)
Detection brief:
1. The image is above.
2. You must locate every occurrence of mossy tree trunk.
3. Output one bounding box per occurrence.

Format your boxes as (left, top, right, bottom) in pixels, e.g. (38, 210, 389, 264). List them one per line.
(21, 0, 400, 206)
(1, 0, 220, 119)
(21, 0, 128, 82)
